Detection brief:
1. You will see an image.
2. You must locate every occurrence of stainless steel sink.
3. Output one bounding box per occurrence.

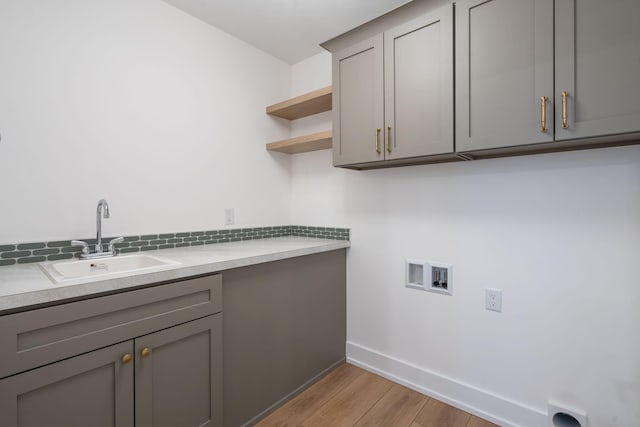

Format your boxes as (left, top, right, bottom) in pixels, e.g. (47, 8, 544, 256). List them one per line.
(40, 254, 179, 283)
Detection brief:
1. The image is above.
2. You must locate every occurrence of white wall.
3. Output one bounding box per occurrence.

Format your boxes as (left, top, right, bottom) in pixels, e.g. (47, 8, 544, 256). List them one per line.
(290, 52, 640, 427)
(0, 0, 292, 243)
(290, 52, 333, 139)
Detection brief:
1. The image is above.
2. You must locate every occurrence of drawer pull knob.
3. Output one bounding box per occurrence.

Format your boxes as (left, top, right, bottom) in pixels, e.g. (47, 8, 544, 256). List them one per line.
(141, 347, 152, 358)
(121, 354, 132, 364)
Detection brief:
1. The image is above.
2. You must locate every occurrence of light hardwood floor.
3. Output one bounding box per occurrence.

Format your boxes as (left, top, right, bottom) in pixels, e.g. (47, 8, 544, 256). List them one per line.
(256, 364, 498, 427)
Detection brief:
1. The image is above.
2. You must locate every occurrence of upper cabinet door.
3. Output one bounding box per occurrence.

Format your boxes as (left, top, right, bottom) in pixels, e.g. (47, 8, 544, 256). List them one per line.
(384, 5, 454, 159)
(333, 35, 384, 166)
(555, 0, 640, 140)
(456, 0, 554, 151)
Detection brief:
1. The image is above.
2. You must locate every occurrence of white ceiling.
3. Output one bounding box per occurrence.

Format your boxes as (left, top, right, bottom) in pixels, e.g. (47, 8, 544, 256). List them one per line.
(161, 0, 409, 64)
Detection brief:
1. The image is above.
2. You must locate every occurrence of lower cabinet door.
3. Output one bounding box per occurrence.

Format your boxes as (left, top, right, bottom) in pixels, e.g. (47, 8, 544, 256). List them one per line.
(0, 341, 134, 427)
(135, 314, 222, 427)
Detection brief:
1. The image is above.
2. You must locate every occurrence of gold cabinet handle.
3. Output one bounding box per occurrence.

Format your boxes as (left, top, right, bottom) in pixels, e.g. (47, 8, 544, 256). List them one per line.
(385, 126, 391, 153)
(141, 348, 152, 358)
(540, 96, 547, 132)
(121, 354, 132, 364)
(375, 128, 381, 154)
(561, 91, 569, 129)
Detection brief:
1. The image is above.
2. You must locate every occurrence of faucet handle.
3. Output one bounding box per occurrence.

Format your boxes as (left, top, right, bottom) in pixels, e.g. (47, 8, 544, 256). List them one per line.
(108, 237, 125, 255)
(71, 240, 90, 257)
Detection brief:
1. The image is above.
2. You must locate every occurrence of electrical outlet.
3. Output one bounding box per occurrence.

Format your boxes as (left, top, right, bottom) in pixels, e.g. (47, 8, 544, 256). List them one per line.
(225, 208, 235, 225)
(485, 288, 502, 312)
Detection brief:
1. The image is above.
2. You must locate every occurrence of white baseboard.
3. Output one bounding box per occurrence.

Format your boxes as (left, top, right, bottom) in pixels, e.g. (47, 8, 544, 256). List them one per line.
(346, 341, 547, 427)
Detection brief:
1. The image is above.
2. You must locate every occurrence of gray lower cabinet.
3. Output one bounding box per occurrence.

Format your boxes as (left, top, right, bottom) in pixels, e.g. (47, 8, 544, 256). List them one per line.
(223, 249, 347, 427)
(136, 315, 222, 427)
(0, 341, 135, 427)
(0, 251, 347, 427)
(332, 4, 454, 168)
(0, 274, 223, 427)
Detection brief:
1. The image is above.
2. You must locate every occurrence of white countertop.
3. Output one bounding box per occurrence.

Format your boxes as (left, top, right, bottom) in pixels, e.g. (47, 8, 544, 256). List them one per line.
(0, 237, 349, 314)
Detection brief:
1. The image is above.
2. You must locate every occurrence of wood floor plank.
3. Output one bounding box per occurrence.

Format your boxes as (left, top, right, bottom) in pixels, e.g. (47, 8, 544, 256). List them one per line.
(302, 370, 394, 427)
(466, 415, 500, 427)
(256, 364, 366, 427)
(414, 399, 471, 427)
(353, 383, 429, 427)
(259, 364, 500, 427)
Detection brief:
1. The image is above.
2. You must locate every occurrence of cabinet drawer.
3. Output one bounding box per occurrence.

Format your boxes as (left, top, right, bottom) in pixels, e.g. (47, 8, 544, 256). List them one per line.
(0, 274, 221, 379)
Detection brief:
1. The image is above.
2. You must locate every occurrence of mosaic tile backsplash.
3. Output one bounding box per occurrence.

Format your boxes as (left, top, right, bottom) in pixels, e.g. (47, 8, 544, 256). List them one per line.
(0, 225, 350, 267)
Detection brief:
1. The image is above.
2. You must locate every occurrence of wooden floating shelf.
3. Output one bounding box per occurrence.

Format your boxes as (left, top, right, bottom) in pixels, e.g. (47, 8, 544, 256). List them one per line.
(265, 86, 333, 154)
(266, 86, 332, 120)
(266, 130, 332, 154)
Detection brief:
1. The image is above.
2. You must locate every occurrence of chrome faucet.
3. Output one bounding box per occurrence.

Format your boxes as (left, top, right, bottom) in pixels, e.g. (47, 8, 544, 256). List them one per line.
(71, 199, 124, 259)
(96, 199, 110, 254)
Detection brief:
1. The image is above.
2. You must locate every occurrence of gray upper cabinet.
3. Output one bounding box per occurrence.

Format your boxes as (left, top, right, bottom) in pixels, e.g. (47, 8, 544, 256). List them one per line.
(456, 0, 554, 151)
(555, 0, 640, 140)
(333, 35, 384, 166)
(328, 0, 640, 167)
(332, 4, 454, 167)
(385, 7, 454, 160)
(458, 0, 640, 153)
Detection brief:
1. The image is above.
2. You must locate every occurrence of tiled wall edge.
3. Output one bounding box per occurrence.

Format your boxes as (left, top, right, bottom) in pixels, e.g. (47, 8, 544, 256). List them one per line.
(0, 225, 350, 267)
